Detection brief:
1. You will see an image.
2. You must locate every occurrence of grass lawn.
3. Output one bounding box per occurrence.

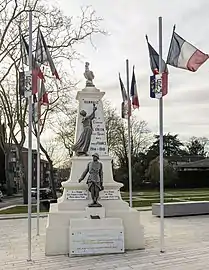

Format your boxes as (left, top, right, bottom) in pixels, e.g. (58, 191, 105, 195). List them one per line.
(0, 205, 48, 215)
(122, 188, 209, 197)
(124, 198, 209, 207)
(122, 188, 209, 207)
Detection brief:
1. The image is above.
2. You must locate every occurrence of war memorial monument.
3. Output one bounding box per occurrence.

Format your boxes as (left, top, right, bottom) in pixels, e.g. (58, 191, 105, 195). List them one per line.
(45, 63, 144, 256)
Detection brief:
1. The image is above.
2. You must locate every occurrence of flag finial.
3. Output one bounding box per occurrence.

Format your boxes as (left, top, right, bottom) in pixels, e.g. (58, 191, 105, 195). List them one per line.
(173, 24, 176, 32)
(145, 35, 148, 42)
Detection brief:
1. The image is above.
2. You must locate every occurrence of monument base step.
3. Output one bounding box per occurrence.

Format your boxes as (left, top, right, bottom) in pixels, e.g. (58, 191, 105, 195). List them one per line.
(85, 206, 105, 218)
(45, 206, 144, 256)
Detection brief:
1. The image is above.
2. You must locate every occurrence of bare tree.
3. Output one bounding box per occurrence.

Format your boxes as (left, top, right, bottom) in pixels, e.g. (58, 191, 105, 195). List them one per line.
(186, 136, 208, 157)
(42, 140, 70, 168)
(50, 108, 77, 157)
(53, 100, 151, 168)
(103, 101, 152, 166)
(0, 0, 105, 202)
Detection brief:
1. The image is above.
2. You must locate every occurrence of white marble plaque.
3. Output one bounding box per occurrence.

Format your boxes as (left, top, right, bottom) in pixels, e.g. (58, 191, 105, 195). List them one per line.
(66, 190, 88, 200)
(99, 190, 120, 200)
(77, 98, 108, 156)
(70, 229, 124, 255)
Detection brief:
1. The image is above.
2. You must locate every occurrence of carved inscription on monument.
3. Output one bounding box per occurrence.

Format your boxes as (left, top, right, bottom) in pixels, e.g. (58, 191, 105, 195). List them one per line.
(66, 190, 88, 200)
(70, 229, 124, 255)
(79, 98, 108, 156)
(99, 190, 120, 200)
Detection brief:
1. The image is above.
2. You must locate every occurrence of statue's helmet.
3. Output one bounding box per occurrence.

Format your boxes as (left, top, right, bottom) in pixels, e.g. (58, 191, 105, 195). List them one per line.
(92, 153, 99, 159)
(80, 110, 86, 116)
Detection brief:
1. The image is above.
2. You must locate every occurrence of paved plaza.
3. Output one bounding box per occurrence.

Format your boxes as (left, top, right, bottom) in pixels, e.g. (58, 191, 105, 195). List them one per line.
(0, 211, 209, 269)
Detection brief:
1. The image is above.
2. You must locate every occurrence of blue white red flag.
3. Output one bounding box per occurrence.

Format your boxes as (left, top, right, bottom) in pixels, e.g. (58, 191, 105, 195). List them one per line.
(167, 26, 208, 72)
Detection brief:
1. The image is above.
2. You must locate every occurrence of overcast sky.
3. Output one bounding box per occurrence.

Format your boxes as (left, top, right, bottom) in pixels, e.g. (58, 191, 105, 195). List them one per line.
(56, 0, 209, 140)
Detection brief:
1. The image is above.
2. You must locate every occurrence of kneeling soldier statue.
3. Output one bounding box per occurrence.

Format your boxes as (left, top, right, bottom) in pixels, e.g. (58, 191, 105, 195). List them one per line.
(78, 153, 104, 207)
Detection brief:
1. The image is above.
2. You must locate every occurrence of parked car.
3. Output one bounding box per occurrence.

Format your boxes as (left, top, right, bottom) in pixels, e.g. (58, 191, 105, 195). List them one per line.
(31, 188, 53, 200)
(0, 190, 3, 202)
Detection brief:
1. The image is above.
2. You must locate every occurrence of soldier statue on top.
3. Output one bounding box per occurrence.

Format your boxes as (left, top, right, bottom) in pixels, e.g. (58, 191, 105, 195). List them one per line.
(78, 153, 104, 207)
(84, 62, 95, 87)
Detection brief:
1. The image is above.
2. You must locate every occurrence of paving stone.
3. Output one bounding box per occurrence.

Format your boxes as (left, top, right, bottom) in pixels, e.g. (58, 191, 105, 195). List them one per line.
(0, 211, 209, 269)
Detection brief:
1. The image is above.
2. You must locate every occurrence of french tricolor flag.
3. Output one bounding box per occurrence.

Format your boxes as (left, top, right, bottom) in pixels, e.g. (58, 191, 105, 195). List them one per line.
(130, 66, 139, 109)
(167, 27, 209, 72)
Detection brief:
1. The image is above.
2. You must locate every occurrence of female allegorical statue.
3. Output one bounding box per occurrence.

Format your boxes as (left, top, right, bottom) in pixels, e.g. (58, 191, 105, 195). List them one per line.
(72, 103, 97, 156)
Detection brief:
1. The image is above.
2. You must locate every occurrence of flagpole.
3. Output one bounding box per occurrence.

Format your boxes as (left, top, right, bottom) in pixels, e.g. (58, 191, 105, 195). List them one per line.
(27, 10, 33, 261)
(159, 16, 165, 253)
(36, 89, 41, 236)
(126, 59, 133, 208)
(36, 24, 41, 236)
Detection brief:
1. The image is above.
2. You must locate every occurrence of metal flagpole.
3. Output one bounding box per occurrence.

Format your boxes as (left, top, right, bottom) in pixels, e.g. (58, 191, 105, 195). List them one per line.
(126, 59, 133, 208)
(27, 10, 33, 261)
(158, 16, 165, 253)
(36, 85, 41, 236)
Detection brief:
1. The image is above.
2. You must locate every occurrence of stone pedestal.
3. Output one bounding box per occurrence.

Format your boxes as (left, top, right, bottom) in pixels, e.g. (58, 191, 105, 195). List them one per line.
(69, 218, 124, 256)
(69, 206, 124, 256)
(45, 85, 144, 256)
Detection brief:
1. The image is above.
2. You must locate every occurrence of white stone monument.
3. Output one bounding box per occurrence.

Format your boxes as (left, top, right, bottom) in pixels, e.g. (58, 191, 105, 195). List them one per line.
(45, 63, 144, 256)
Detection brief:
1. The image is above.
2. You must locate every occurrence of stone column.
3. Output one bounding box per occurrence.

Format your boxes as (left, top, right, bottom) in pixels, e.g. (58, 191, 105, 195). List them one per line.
(58, 85, 125, 211)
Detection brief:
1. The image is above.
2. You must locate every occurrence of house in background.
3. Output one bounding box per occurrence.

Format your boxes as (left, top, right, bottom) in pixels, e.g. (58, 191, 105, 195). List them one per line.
(165, 155, 204, 166)
(5, 146, 51, 193)
(0, 123, 6, 191)
(0, 145, 6, 190)
(176, 158, 209, 188)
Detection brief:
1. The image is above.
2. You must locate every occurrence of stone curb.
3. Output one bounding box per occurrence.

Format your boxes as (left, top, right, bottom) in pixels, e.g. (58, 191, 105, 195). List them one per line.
(0, 205, 18, 211)
(135, 207, 152, 211)
(0, 213, 48, 220)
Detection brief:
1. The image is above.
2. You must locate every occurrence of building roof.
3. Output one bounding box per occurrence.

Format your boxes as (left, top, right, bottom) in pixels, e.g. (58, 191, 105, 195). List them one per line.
(41, 159, 49, 164)
(177, 158, 209, 168)
(165, 155, 204, 163)
(11, 144, 37, 153)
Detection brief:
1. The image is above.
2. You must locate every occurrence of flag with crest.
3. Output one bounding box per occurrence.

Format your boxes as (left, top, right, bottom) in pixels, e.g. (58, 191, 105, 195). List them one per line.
(35, 26, 60, 80)
(146, 35, 168, 98)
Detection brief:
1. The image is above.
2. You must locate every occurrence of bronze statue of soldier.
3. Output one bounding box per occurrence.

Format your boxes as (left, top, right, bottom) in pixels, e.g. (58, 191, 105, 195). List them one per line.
(78, 153, 104, 207)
